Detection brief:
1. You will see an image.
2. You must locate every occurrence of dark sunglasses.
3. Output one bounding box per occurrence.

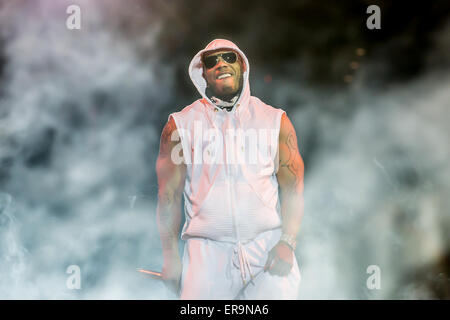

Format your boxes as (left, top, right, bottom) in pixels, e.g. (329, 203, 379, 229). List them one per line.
(203, 52, 238, 69)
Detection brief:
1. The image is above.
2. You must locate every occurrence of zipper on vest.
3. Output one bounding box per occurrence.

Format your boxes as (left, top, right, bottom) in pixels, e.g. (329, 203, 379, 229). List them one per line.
(225, 113, 254, 285)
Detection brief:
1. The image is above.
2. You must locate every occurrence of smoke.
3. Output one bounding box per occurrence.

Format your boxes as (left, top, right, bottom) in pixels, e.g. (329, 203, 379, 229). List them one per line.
(0, 0, 176, 299)
(243, 14, 450, 298)
(0, 192, 28, 298)
(0, 0, 448, 299)
(293, 72, 450, 299)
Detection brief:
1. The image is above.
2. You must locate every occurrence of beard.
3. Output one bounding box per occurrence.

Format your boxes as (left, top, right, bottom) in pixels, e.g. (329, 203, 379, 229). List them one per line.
(207, 74, 243, 102)
(207, 86, 240, 102)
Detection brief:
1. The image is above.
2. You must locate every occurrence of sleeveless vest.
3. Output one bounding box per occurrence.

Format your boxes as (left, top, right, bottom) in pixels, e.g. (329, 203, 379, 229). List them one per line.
(171, 97, 285, 242)
(169, 39, 286, 244)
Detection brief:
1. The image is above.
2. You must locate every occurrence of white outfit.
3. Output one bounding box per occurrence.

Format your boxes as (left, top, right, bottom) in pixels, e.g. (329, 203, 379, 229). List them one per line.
(180, 228, 301, 300)
(170, 39, 301, 299)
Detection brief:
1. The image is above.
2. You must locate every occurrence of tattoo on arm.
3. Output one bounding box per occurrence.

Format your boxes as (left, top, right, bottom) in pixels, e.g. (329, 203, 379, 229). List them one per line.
(159, 188, 182, 206)
(156, 117, 186, 251)
(277, 116, 303, 192)
(159, 118, 176, 158)
(279, 129, 302, 189)
(277, 115, 304, 236)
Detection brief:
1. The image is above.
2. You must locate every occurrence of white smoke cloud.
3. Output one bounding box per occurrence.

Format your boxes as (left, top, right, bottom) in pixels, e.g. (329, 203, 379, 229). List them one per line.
(294, 72, 450, 299)
(0, 0, 448, 299)
(0, 0, 176, 299)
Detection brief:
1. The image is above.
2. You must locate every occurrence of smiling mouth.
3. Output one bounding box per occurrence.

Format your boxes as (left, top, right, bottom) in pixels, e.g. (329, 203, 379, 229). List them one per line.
(217, 73, 232, 80)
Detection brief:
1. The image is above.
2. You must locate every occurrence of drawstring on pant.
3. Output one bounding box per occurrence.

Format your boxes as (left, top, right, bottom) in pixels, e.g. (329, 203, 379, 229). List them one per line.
(235, 241, 254, 285)
(224, 112, 254, 286)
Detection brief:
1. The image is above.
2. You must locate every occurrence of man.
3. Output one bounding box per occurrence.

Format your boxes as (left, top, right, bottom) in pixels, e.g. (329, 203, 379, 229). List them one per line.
(156, 39, 304, 299)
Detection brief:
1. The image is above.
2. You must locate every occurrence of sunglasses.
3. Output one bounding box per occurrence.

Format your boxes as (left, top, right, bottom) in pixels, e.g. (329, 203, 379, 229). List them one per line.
(203, 52, 238, 69)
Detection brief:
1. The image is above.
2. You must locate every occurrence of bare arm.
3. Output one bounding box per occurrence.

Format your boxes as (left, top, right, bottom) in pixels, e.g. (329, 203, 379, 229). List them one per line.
(156, 116, 186, 290)
(276, 112, 304, 238)
(265, 112, 304, 276)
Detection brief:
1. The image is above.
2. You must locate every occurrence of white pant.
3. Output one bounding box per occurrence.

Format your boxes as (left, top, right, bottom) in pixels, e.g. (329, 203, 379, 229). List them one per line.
(179, 228, 301, 300)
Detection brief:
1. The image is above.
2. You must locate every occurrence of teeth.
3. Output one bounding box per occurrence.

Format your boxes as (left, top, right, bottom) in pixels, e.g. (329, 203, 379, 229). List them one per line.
(218, 73, 232, 79)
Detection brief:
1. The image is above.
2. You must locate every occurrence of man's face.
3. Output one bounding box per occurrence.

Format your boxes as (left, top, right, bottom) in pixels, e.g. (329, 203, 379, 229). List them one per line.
(203, 50, 243, 98)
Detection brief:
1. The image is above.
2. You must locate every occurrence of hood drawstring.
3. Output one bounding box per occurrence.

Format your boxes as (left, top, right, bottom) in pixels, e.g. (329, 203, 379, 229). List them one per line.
(210, 95, 239, 112)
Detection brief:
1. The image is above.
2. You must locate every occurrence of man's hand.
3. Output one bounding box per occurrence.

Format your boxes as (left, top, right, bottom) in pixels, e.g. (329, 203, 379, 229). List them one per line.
(161, 252, 182, 296)
(264, 241, 294, 276)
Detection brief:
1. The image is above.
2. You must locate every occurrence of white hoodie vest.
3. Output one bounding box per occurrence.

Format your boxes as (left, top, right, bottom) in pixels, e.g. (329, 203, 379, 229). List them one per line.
(170, 39, 285, 243)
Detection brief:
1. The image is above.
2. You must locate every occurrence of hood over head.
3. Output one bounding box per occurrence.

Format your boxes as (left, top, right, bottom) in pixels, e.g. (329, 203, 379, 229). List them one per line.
(188, 39, 251, 112)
